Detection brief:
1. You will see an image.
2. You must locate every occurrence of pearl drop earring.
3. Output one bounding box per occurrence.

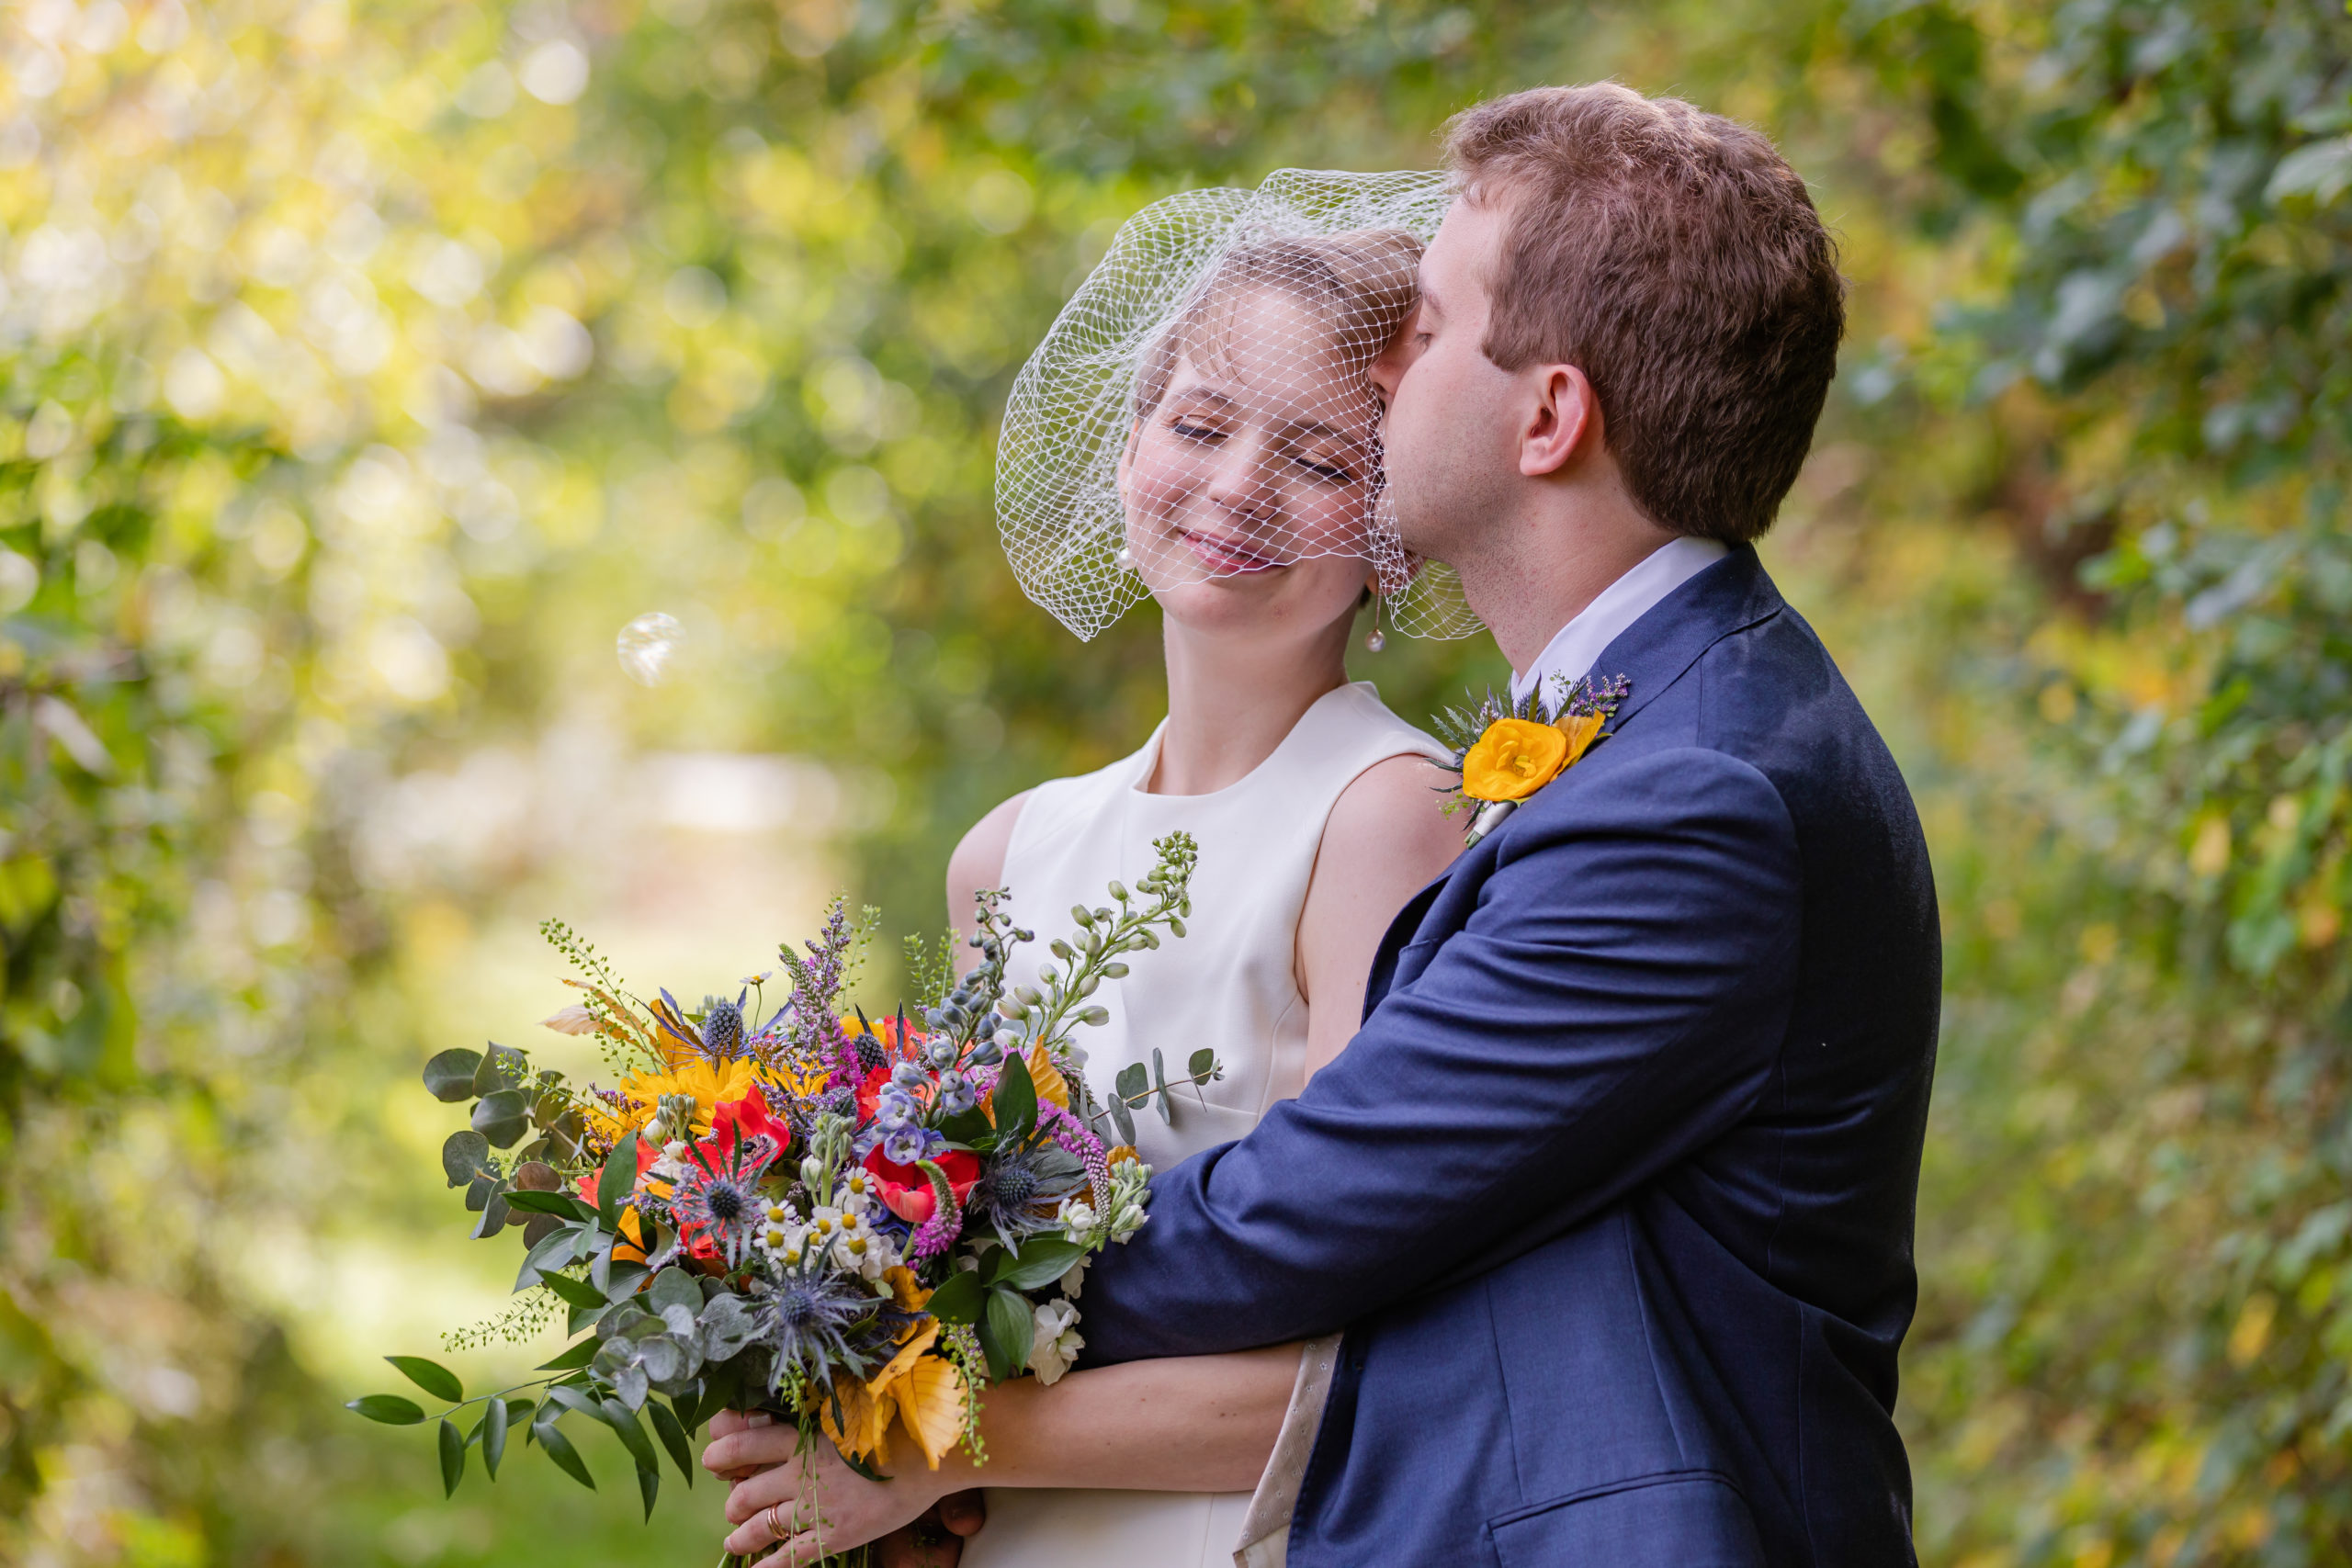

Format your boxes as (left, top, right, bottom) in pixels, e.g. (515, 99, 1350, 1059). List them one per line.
(1365, 596, 1386, 653)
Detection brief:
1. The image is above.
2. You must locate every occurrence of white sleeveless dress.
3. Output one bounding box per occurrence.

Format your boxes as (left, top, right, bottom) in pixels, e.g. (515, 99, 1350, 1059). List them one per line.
(960, 682, 1447, 1568)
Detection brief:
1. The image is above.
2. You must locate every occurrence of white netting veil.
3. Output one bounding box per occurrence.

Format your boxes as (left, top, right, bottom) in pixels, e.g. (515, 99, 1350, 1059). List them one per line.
(996, 168, 1481, 644)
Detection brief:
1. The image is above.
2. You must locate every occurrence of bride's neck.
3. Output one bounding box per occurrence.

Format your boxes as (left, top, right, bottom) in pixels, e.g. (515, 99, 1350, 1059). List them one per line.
(1148, 615, 1352, 796)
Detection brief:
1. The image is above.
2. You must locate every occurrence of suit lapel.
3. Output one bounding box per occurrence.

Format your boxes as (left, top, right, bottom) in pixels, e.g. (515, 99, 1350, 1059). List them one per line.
(1588, 544, 1782, 737)
(1364, 549, 1785, 1018)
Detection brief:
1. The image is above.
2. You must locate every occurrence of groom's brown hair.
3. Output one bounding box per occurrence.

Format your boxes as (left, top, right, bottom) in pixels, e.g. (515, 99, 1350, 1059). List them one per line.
(1444, 84, 1844, 545)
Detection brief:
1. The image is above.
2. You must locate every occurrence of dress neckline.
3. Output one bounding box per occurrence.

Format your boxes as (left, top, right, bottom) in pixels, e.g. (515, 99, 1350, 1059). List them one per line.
(1126, 681, 1370, 805)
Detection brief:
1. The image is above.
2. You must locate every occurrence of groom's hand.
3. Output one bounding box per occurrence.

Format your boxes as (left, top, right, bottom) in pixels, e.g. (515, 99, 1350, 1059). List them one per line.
(872, 1492, 982, 1567)
(939, 1489, 986, 1539)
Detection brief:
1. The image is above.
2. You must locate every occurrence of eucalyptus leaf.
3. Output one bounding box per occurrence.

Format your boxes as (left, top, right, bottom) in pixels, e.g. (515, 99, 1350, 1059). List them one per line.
(646, 1266, 700, 1319)
(471, 1089, 530, 1149)
(440, 1129, 492, 1188)
(695, 1293, 761, 1360)
(470, 1190, 511, 1238)
(422, 1047, 484, 1103)
(471, 1042, 527, 1098)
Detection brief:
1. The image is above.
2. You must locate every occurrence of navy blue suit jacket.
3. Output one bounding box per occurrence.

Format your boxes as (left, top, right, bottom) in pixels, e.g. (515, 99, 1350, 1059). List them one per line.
(1076, 547, 1939, 1567)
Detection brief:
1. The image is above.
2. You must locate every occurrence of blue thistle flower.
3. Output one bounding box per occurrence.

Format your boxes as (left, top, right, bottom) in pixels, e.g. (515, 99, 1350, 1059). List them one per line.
(700, 990, 748, 1060)
(758, 1262, 884, 1390)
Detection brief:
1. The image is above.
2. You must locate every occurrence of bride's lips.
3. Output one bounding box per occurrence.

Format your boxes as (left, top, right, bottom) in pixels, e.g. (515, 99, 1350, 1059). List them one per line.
(1177, 526, 1284, 574)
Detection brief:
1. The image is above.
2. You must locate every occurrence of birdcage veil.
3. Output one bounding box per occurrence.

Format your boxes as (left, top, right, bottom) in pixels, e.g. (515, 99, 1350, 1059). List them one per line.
(996, 167, 1482, 643)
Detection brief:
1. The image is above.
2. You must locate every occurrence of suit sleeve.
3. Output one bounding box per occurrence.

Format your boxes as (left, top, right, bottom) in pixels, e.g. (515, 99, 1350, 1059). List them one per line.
(1076, 746, 1803, 1364)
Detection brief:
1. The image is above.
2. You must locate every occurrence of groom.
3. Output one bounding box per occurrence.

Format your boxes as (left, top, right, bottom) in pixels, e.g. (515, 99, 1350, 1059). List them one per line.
(1055, 83, 1937, 1566)
(854, 81, 1934, 1565)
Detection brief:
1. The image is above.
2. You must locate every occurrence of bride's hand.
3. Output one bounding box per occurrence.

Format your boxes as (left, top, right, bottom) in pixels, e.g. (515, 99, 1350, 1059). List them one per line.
(718, 1435, 949, 1562)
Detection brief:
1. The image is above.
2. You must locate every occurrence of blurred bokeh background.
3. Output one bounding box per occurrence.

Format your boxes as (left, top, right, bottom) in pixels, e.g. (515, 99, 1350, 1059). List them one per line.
(4, 0, 2349, 1561)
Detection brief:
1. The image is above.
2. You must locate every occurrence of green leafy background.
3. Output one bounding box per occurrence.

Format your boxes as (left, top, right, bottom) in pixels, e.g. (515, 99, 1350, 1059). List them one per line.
(6, 0, 2351, 1562)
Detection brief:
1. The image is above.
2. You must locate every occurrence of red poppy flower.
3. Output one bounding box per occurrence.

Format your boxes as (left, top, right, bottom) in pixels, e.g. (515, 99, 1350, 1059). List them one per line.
(575, 1133, 660, 1206)
(709, 1081, 788, 1156)
(862, 1145, 981, 1224)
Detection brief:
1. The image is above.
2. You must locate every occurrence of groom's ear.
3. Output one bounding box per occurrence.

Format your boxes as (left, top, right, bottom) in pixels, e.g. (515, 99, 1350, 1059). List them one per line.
(1519, 364, 1602, 479)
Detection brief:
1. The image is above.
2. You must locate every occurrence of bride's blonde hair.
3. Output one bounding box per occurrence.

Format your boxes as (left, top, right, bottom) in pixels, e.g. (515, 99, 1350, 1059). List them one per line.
(1131, 230, 1424, 420)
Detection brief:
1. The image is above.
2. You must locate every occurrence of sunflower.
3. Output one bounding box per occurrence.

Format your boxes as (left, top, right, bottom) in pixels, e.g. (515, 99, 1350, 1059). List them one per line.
(585, 1056, 758, 1145)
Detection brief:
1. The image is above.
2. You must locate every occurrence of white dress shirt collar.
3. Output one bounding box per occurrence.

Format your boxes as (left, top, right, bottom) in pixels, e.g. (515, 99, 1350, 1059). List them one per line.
(1509, 536, 1730, 708)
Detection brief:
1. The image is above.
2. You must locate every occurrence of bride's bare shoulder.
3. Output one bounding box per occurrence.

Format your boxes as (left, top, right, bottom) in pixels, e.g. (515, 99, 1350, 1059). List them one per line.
(946, 790, 1035, 919)
(1324, 753, 1460, 877)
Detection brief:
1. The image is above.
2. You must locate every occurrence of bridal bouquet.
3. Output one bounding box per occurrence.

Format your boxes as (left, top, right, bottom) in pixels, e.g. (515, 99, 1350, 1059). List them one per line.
(346, 834, 1203, 1556)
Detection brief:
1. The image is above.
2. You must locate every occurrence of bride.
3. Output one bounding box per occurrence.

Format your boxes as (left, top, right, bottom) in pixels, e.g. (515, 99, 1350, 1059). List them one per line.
(708, 176, 1466, 1568)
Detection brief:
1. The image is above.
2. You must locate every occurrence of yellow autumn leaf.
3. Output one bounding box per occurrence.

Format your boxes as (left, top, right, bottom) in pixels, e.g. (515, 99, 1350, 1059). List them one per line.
(1026, 1045, 1070, 1111)
(1555, 709, 1607, 767)
(869, 1323, 941, 1393)
(820, 1372, 894, 1466)
(891, 1352, 968, 1470)
(883, 1265, 932, 1316)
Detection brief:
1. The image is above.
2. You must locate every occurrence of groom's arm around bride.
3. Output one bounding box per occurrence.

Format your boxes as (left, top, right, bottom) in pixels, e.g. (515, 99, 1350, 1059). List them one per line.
(1075, 85, 1940, 1568)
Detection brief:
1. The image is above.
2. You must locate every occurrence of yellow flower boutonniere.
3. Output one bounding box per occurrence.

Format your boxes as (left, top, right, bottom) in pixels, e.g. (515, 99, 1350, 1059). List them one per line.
(1462, 718, 1571, 802)
(1434, 673, 1631, 845)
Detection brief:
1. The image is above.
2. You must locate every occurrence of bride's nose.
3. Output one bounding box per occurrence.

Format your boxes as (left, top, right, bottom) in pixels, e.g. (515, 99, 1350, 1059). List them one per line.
(1201, 430, 1283, 525)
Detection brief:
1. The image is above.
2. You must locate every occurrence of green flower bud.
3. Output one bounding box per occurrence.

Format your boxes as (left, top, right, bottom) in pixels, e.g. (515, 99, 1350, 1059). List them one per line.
(1078, 1005, 1110, 1027)
(1072, 904, 1093, 927)
(1102, 962, 1130, 979)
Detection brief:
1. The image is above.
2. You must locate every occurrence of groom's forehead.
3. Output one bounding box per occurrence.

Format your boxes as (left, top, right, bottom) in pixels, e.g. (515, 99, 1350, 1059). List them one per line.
(1424, 199, 1506, 312)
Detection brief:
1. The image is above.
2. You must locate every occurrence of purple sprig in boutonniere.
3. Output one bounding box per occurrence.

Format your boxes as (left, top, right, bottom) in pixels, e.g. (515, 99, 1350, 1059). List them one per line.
(1431, 672, 1632, 847)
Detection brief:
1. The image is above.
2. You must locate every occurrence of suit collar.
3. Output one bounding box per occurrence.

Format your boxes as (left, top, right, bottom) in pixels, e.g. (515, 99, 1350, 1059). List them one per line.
(1589, 543, 1781, 735)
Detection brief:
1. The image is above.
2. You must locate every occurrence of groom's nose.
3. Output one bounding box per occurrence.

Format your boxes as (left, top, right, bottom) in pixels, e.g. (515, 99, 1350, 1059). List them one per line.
(1370, 316, 1416, 405)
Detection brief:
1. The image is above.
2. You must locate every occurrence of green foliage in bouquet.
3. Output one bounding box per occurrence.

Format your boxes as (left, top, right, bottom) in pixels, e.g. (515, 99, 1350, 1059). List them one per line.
(345, 836, 1205, 1562)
